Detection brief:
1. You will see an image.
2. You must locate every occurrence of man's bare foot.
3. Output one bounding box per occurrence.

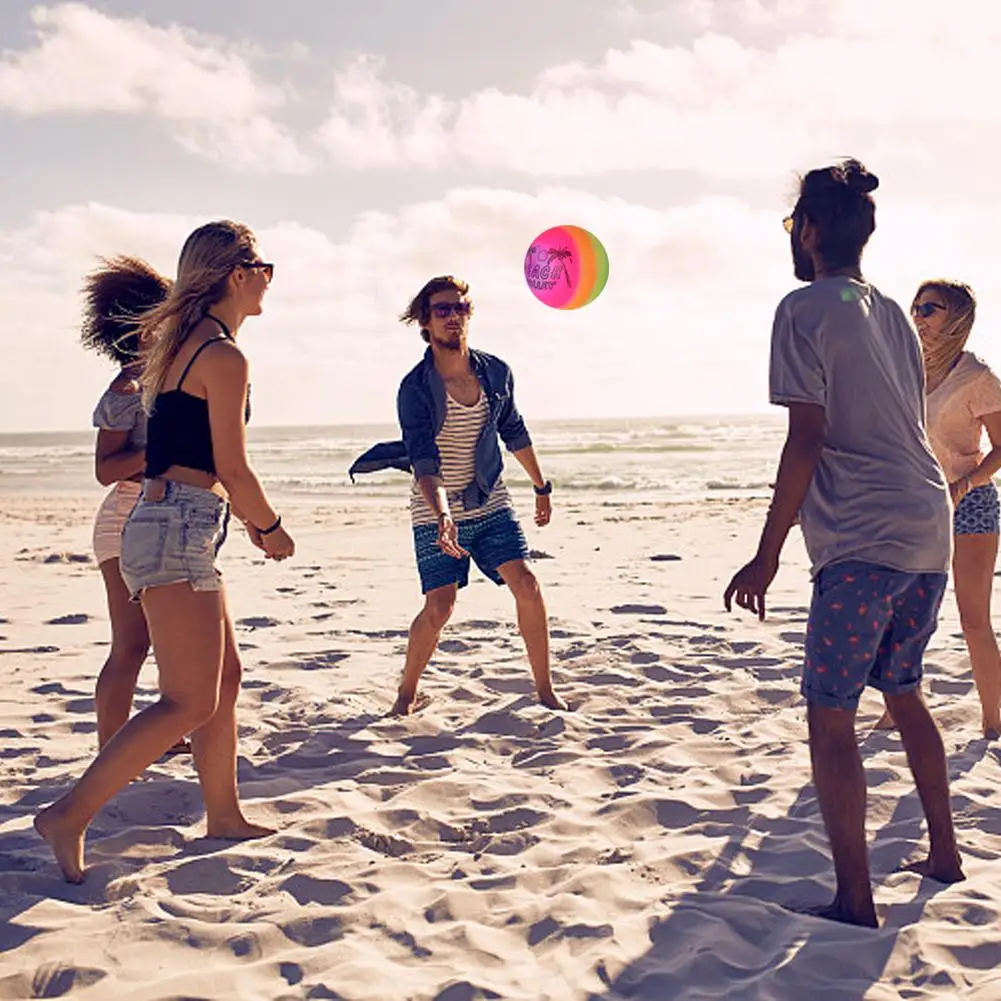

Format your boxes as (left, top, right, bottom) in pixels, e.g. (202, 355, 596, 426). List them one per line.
(982, 718, 1001, 741)
(898, 852, 965, 884)
(389, 691, 432, 717)
(787, 900, 879, 928)
(873, 710, 896, 731)
(34, 805, 86, 884)
(205, 816, 276, 840)
(537, 689, 570, 711)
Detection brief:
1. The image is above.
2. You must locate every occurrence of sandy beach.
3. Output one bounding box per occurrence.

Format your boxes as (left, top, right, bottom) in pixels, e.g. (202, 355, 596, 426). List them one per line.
(1, 486, 1000, 1000)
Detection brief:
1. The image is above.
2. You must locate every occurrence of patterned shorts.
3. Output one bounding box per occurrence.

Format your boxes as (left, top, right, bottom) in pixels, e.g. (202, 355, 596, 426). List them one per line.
(412, 507, 528, 594)
(954, 482, 1000, 536)
(802, 560, 947, 710)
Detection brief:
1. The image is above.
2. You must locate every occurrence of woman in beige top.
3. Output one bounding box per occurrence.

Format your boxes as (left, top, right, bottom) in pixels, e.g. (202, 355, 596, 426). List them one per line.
(879, 279, 1001, 737)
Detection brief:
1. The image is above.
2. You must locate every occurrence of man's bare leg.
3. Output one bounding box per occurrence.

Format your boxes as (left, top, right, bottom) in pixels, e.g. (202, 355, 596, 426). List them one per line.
(498, 560, 567, 710)
(392, 585, 457, 715)
(884, 689, 965, 882)
(807, 702, 878, 927)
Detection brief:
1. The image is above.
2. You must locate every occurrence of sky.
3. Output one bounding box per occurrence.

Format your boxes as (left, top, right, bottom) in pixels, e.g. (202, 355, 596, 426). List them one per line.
(2, 0, 1001, 432)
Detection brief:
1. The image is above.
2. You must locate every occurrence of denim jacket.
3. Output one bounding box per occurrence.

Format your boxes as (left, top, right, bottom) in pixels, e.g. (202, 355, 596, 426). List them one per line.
(349, 348, 532, 509)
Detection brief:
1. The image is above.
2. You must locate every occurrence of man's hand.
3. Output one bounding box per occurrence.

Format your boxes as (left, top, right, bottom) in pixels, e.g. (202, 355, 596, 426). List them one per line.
(723, 552, 780, 621)
(534, 493, 552, 527)
(437, 513, 469, 559)
(245, 521, 266, 552)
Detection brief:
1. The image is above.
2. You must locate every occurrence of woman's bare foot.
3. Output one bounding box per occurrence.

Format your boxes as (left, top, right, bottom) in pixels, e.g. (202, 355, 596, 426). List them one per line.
(982, 717, 1001, 741)
(537, 689, 570, 711)
(34, 805, 86, 884)
(873, 710, 896, 731)
(898, 852, 965, 884)
(205, 815, 276, 840)
(389, 691, 431, 717)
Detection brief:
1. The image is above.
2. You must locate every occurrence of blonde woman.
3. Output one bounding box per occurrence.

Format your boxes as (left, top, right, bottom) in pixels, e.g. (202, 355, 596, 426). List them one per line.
(36, 220, 294, 882)
(878, 280, 1001, 737)
(82, 256, 187, 750)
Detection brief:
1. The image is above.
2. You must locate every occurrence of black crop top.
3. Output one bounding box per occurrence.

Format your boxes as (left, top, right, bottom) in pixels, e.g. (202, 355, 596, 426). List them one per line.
(145, 317, 251, 478)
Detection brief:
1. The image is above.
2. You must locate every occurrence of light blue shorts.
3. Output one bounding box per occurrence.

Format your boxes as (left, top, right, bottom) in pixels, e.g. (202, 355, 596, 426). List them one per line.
(120, 480, 230, 601)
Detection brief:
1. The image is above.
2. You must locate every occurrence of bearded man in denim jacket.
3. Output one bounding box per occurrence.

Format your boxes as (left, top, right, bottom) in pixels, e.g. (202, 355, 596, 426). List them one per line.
(351, 275, 567, 715)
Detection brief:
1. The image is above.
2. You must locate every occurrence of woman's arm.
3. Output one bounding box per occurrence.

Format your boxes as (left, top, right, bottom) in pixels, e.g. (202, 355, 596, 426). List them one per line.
(967, 410, 1001, 489)
(203, 343, 278, 528)
(94, 429, 144, 486)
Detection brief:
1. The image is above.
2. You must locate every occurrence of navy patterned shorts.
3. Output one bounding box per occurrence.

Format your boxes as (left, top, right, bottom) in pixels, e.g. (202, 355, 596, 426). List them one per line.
(413, 507, 528, 594)
(954, 482, 1000, 536)
(802, 560, 947, 710)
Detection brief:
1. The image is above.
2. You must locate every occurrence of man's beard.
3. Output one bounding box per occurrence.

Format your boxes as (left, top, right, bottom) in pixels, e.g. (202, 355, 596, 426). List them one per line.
(792, 237, 815, 283)
(433, 328, 463, 350)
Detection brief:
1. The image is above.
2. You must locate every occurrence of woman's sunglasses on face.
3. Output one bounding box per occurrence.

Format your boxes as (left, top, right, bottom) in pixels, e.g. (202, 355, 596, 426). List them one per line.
(912, 302, 947, 319)
(241, 261, 275, 282)
(430, 301, 472, 319)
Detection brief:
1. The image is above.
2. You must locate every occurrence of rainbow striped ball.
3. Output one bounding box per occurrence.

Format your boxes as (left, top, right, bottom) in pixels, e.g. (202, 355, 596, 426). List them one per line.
(524, 226, 609, 309)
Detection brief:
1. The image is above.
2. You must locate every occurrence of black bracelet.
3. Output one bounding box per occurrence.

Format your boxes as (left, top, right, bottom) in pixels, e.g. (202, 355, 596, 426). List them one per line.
(259, 514, 282, 535)
(533, 480, 553, 496)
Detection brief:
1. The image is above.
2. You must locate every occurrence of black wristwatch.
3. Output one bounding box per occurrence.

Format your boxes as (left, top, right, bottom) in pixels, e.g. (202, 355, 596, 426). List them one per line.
(533, 480, 553, 496)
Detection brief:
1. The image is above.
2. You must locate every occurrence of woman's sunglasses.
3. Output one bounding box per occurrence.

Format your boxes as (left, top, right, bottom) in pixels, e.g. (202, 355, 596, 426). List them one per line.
(241, 261, 275, 282)
(912, 302, 947, 319)
(430, 301, 472, 319)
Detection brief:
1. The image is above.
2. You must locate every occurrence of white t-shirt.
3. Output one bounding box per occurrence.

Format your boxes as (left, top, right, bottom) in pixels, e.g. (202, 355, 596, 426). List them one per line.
(769, 277, 951, 577)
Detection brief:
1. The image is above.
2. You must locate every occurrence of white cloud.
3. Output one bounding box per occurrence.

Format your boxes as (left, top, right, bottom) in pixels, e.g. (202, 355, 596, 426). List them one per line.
(0, 3, 313, 173)
(315, 3, 1001, 188)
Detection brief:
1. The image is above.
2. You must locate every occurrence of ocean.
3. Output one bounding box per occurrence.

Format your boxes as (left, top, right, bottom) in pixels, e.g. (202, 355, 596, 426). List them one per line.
(0, 415, 786, 501)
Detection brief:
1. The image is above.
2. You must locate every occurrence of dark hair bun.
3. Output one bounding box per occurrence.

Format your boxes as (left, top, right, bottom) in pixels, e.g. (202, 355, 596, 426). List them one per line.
(841, 159, 879, 193)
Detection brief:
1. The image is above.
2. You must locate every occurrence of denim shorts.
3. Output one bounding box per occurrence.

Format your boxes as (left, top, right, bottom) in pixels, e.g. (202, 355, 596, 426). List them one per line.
(413, 506, 528, 593)
(119, 480, 230, 601)
(954, 482, 1000, 535)
(802, 560, 947, 710)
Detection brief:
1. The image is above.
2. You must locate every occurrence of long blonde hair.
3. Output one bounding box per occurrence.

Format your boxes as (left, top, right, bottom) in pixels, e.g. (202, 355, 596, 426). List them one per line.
(914, 279, 977, 393)
(138, 220, 258, 408)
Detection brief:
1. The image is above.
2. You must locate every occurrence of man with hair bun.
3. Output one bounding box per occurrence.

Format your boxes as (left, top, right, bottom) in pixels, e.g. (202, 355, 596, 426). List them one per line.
(725, 159, 965, 927)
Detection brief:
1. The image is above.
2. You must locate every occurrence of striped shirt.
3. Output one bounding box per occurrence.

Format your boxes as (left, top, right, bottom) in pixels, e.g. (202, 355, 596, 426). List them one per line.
(410, 389, 513, 526)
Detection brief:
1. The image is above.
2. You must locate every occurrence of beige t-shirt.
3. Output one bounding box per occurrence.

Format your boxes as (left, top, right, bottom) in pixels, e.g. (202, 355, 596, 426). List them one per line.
(927, 352, 1001, 483)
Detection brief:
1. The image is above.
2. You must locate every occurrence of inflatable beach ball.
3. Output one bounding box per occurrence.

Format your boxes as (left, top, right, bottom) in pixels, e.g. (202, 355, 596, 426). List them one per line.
(524, 225, 609, 309)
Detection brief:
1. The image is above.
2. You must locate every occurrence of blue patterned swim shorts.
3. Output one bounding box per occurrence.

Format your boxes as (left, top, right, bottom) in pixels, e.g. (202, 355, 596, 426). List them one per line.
(412, 507, 528, 594)
(954, 481, 1000, 536)
(802, 560, 947, 710)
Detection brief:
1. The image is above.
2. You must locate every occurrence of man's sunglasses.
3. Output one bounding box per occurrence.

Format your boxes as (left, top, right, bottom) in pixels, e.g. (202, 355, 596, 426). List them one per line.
(241, 261, 275, 281)
(430, 301, 472, 319)
(912, 302, 947, 318)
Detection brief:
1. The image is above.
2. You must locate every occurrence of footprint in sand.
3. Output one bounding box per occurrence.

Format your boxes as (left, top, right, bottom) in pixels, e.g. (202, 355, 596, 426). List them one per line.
(45, 613, 90, 625)
(237, 616, 281, 630)
(610, 603, 667, 615)
(438, 639, 475, 654)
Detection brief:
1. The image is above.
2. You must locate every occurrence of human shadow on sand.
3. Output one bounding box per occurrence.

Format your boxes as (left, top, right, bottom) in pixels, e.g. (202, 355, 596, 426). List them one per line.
(586, 735, 993, 1000)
